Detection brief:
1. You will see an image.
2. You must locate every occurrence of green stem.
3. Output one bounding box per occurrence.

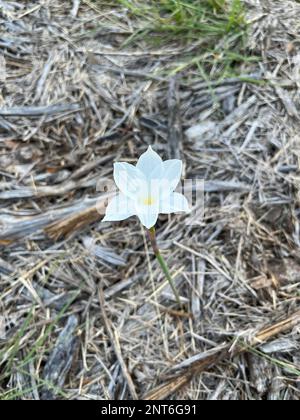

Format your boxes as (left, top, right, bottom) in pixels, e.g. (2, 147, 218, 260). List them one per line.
(148, 227, 182, 307)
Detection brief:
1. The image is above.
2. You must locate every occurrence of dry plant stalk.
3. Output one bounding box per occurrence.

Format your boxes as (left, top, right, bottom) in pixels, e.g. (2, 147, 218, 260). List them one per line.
(99, 288, 139, 400)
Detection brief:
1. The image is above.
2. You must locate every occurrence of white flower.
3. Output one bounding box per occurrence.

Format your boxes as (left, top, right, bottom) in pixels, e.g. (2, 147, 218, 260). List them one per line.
(102, 146, 190, 229)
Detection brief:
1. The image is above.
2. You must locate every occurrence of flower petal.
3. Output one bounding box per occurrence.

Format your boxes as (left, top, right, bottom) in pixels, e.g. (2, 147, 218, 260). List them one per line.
(162, 159, 183, 192)
(160, 192, 190, 214)
(137, 146, 163, 179)
(135, 202, 159, 229)
(114, 162, 145, 199)
(102, 193, 136, 222)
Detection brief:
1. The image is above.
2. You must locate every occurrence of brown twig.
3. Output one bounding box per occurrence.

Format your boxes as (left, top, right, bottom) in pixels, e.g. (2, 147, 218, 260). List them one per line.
(144, 310, 300, 400)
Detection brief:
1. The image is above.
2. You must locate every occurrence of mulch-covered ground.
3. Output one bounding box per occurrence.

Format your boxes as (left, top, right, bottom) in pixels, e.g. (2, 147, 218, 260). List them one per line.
(0, 0, 300, 400)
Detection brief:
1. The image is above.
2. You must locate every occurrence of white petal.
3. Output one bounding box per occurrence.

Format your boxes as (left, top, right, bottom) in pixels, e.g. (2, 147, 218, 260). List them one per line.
(160, 192, 190, 214)
(114, 162, 145, 199)
(137, 146, 163, 179)
(162, 159, 183, 192)
(135, 202, 159, 229)
(102, 193, 136, 222)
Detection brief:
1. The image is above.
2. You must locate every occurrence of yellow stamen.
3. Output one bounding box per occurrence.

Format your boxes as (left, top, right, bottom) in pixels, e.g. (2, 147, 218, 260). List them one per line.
(143, 197, 155, 206)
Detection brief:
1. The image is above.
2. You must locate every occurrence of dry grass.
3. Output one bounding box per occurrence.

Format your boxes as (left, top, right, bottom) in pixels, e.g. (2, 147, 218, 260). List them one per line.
(0, 0, 300, 400)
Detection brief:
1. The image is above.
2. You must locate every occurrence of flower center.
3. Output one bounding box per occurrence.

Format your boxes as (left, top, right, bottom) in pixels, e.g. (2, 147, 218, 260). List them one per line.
(142, 196, 155, 206)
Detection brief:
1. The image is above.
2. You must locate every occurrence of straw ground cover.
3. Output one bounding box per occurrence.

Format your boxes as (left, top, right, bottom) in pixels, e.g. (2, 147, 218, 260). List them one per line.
(0, 0, 300, 400)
